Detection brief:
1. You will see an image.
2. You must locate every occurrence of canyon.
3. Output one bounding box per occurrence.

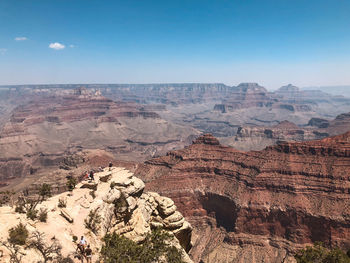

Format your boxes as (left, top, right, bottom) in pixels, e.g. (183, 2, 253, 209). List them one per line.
(135, 133, 350, 262)
(0, 88, 197, 192)
(2, 83, 350, 201)
(1, 83, 350, 262)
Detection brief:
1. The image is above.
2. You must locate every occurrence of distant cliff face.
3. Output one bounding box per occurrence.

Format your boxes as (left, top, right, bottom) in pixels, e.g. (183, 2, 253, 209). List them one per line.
(225, 120, 326, 151)
(0, 93, 198, 189)
(214, 83, 317, 113)
(3, 83, 350, 139)
(306, 113, 350, 137)
(8, 95, 160, 127)
(222, 110, 350, 151)
(135, 133, 350, 263)
(86, 83, 234, 106)
(214, 83, 275, 111)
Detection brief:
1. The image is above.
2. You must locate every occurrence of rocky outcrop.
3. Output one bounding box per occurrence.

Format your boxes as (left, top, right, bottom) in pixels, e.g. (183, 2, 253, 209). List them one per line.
(214, 83, 318, 114)
(306, 112, 350, 137)
(0, 167, 193, 263)
(325, 112, 350, 135)
(224, 110, 350, 151)
(226, 120, 327, 151)
(135, 133, 350, 263)
(214, 83, 275, 111)
(308, 118, 330, 128)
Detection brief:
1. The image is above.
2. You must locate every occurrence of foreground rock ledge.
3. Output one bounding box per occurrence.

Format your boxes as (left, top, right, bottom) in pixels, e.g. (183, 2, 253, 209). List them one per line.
(0, 167, 193, 263)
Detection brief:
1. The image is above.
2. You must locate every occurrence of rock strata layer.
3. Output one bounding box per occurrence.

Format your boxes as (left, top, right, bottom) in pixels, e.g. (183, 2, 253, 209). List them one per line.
(135, 133, 350, 263)
(0, 92, 198, 188)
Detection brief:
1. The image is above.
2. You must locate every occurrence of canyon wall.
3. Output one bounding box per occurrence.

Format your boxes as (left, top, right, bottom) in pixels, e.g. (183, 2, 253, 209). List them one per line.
(0, 92, 198, 190)
(135, 133, 350, 262)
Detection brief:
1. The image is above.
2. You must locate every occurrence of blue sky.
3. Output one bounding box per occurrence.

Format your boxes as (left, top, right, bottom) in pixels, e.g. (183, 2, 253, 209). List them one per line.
(0, 0, 350, 89)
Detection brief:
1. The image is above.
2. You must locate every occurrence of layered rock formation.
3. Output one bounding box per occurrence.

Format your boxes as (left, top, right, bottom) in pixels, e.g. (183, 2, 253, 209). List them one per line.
(214, 84, 321, 114)
(103, 83, 234, 106)
(135, 134, 350, 263)
(2, 83, 350, 140)
(0, 92, 198, 189)
(319, 112, 350, 136)
(306, 113, 350, 137)
(214, 83, 275, 112)
(222, 110, 350, 151)
(224, 120, 326, 151)
(0, 167, 193, 263)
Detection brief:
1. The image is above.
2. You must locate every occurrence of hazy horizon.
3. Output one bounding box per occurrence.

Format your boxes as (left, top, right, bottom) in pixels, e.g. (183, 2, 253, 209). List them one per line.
(1, 82, 350, 95)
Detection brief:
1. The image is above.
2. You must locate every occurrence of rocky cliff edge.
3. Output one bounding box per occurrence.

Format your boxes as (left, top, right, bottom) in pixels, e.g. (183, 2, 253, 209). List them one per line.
(0, 167, 193, 263)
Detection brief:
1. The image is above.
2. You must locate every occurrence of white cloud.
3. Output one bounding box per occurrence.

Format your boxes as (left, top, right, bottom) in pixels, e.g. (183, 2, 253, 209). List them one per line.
(15, 37, 27, 41)
(0, 48, 7, 55)
(49, 42, 65, 50)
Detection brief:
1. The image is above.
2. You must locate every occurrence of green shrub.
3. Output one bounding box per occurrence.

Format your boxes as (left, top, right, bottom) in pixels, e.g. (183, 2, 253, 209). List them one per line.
(0, 190, 14, 206)
(57, 257, 74, 263)
(26, 208, 38, 220)
(15, 204, 26, 214)
(72, 235, 78, 242)
(8, 223, 28, 246)
(58, 198, 67, 208)
(100, 228, 185, 263)
(84, 208, 102, 234)
(66, 177, 77, 191)
(27, 231, 62, 262)
(38, 208, 48, 222)
(39, 183, 52, 201)
(110, 181, 116, 189)
(295, 242, 350, 263)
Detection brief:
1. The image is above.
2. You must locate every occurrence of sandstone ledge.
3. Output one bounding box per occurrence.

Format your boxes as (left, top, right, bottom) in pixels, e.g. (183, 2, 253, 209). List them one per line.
(0, 167, 193, 263)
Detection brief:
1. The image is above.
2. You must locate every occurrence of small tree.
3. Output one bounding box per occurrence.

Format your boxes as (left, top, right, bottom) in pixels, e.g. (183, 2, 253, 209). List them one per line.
(13, 196, 40, 220)
(39, 184, 52, 201)
(0, 241, 25, 263)
(27, 231, 62, 263)
(15, 204, 26, 214)
(0, 190, 15, 206)
(58, 198, 67, 208)
(38, 208, 48, 222)
(26, 208, 38, 220)
(84, 208, 102, 234)
(66, 177, 77, 191)
(18, 197, 40, 220)
(8, 223, 28, 246)
(103, 210, 115, 234)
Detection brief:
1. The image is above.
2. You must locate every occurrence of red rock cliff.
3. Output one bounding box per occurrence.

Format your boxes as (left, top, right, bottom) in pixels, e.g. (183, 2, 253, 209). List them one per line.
(135, 133, 350, 262)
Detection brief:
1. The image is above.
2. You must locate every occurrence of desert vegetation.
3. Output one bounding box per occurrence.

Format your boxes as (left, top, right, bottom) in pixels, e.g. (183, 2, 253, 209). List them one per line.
(294, 242, 350, 263)
(100, 228, 185, 263)
(84, 208, 102, 234)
